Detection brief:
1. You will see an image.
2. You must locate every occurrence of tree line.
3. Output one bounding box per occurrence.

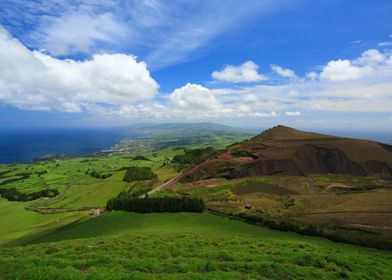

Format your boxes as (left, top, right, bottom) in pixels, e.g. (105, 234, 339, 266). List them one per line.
(106, 192, 205, 213)
(0, 187, 59, 202)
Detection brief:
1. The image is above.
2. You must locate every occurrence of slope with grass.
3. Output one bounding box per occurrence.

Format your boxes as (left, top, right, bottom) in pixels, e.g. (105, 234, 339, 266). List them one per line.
(0, 147, 185, 245)
(1, 212, 391, 280)
(173, 174, 392, 249)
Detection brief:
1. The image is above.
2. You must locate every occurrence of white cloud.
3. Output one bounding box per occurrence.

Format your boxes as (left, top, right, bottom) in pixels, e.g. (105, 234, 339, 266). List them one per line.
(378, 42, 392, 47)
(2, 1, 279, 69)
(319, 59, 372, 81)
(1, 24, 391, 124)
(212, 61, 267, 83)
(33, 12, 127, 56)
(285, 111, 301, 116)
(355, 49, 386, 65)
(0, 27, 158, 112)
(169, 83, 220, 110)
(306, 71, 318, 80)
(271, 64, 297, 78)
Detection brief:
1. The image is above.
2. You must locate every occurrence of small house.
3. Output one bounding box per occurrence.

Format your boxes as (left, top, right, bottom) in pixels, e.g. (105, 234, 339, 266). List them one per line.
(91, 208, 105, 217)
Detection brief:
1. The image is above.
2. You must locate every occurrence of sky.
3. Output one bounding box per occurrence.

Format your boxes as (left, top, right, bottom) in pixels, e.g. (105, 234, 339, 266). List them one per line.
(0, 0, 391, 130)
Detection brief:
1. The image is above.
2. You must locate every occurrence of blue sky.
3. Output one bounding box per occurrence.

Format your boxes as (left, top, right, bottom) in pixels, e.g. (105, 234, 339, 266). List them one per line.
(0, 0, 391, 130)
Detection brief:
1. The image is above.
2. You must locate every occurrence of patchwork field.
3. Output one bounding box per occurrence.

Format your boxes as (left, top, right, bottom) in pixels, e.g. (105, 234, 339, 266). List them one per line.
(0, 147, 185, 246)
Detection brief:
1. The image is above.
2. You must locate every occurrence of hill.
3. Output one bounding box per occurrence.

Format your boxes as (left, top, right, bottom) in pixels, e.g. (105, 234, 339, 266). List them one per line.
(1, 212, 391, 280)
(99, 122, 252, 156)
(126, 122, 251, 138)
(182, 125, 392, 181)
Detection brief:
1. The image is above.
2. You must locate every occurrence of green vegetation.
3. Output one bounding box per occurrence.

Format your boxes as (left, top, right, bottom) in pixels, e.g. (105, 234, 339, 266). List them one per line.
(123, 166, 157, 182)
(176, 175, 392, 250)
(106, 193, 205, 212)
(172, 146, 215, 164)
(0, 187, 59, 202)
(0, 146, 183, 246)
(86, 169, 112, 179)
(0, 212, 391, 280)
(132, 155, 150, 161)
(0, 126, 391, 279)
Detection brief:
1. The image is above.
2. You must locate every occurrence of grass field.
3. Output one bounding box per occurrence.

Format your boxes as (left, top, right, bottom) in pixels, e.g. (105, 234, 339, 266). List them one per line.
(0, 147, 186, 246)
(0, 211, 391, 280)
(0, 198, 88, 246)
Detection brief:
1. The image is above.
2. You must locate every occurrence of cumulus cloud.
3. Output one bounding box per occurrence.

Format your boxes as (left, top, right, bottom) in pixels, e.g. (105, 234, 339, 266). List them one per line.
(355, 49, 386, 65)
(319, 59, 372, 81)
(169, 83, 221, 110)
(271, 64, 297, 78)
(319, 49, 389, 82)
(0, 27, 158, 112)
(212, 61, 267, 83)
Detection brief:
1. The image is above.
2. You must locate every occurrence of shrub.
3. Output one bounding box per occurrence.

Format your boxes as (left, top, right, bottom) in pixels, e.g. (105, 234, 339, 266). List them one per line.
(132, 155, 150, 161)
(89, 169, 112, 179)
(0, 187, 59, 202)
(123, 167, 157, 182)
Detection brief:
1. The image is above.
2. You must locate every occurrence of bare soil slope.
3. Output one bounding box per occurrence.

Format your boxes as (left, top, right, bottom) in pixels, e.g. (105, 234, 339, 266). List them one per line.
(182, 125, 392, 181)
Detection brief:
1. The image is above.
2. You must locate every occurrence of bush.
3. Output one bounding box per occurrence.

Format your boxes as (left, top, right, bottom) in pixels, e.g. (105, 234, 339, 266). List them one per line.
(123, 167, 157, 182)
(132, 155, 150, 161)
(0, 187, 59, 202)
(106, 194, 205, 213)
(88, 169, 112, 179)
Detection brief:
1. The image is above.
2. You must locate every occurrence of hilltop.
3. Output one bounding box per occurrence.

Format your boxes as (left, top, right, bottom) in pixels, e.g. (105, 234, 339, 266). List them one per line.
(182, 125, 392, 181)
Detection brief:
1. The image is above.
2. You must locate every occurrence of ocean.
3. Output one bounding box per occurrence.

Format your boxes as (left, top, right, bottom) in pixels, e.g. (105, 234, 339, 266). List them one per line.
(0, 127, 141, 164)
(0, 127, 390, 165)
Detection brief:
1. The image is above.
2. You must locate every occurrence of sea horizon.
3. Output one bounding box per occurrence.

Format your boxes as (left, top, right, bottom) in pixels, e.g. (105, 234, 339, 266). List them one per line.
(0, 127, 141, 164)
(0, 125, 391, 164)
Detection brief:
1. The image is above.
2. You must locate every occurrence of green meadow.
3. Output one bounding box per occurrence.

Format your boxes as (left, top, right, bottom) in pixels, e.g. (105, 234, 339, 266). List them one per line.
(0, 212, 391, 280)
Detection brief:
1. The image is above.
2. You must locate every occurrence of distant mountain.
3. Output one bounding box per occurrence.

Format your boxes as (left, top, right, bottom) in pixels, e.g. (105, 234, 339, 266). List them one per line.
(182, 125, 392, 181)
(125, 122, 252, 138)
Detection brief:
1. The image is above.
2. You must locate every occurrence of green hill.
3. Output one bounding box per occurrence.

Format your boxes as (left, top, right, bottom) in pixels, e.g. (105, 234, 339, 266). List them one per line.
(1, 212, 391, 280)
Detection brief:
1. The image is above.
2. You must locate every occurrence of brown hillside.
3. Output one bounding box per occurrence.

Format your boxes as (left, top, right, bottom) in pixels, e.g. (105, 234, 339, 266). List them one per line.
(182, 126, 392, 181)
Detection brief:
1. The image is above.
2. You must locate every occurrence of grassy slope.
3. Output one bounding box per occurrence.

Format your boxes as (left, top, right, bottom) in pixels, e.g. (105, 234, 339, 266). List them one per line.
(0, 199, 87, 246)
(0, 212, 391, 280)
(176, 175, 392, 244)
(0, 148, 184, 246)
